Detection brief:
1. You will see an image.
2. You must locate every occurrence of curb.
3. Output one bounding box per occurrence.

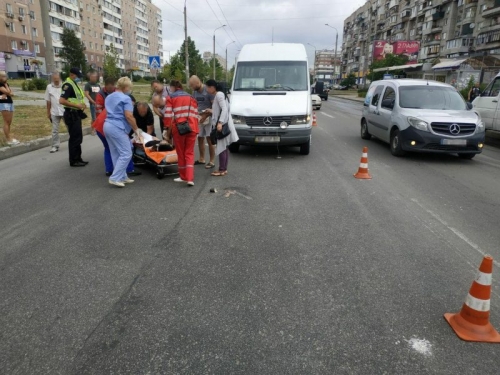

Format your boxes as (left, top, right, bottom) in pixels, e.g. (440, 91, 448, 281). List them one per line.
(0, 127, 93, 161)
(331, 95, 365, 103)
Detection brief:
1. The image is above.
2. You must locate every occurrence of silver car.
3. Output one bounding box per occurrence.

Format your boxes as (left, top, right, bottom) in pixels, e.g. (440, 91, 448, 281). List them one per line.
(361, 79, 485, 159)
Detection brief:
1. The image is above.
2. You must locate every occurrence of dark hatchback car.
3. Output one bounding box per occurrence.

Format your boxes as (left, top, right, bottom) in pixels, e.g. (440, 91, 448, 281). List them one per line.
(313, 81, 329, 101)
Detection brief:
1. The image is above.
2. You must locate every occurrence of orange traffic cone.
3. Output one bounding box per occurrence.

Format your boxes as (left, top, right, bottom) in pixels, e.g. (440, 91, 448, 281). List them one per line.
(353, 147, 372, 179)
(444, 255, 500, 343)
(312, 112, 317, 126)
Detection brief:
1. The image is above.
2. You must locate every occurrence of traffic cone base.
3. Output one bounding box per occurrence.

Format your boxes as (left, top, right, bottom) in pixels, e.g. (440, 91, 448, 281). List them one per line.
(312, 112, 317, 126)
(444, 255, 500, 343)
(354, 147, 372, 179)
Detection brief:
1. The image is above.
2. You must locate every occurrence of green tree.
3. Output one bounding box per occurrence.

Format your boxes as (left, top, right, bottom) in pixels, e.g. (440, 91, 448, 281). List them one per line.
(103, 43, 121, 80)
(368, 54, 409, 81)
(59, 28, 87, 76)
(341, 73, 357, 88)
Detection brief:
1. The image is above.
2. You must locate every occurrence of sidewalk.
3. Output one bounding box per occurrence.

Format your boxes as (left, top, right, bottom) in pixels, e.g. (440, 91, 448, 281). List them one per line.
(330, 95, 500, 148)
(11, 87, 93, 106)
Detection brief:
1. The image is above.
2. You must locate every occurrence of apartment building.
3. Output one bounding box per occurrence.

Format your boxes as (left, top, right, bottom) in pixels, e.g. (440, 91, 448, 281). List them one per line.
(1, 0, 46, 78)
(312, 49, 342, 84)
(342, 0, 500, 84)
(0, 0, 163, 78)
(203, 51, 228, 71)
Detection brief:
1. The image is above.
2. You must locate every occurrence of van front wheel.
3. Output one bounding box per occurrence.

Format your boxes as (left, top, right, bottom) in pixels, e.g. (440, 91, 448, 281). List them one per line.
(390, 129, 406, 156)
(299, 137, 311, 155)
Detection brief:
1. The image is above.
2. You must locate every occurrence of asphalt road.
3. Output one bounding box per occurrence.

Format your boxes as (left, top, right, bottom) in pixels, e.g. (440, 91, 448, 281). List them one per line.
(1, 98, 500, 374)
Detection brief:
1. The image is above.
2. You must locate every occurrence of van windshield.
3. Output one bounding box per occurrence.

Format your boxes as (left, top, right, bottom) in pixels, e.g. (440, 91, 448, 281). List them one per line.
(399, 86, 467, 110)
(234, 61, 308, 91)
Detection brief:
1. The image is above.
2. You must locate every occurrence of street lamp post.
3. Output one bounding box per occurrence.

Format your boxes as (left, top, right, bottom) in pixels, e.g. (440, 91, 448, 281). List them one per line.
(184, 0, 189, 83)
(325, 24, 339, 84)
(307, 43, 317, 79)
(225, 41, 235, 83)
(213, 25, 226, 79)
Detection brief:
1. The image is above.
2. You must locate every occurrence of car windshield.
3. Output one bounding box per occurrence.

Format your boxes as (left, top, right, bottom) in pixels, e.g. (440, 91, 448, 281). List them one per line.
(399, 86, 467, 110)
(234, 61, 308, 91)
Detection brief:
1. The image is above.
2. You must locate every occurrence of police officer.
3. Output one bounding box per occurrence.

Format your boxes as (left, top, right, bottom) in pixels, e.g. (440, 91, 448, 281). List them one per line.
(59, 67, 88, 167)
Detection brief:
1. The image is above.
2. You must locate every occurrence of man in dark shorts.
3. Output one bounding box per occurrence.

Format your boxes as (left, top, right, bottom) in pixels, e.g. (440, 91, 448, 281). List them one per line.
(84, 71, 100, 124)
(59, 67, 88, 167)
(189, 75, 215, 168)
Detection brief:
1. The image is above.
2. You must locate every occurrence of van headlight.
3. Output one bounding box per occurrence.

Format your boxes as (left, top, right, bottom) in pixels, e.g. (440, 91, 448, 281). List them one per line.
(232, 115, 246, 124)
(407, 117, 429, 132)
(477, 120, 485, 133)
(291, 114, 311, 125)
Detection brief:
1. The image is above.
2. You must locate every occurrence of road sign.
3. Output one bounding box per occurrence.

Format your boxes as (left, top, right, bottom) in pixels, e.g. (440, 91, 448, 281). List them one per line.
(148, 56, 161, 69)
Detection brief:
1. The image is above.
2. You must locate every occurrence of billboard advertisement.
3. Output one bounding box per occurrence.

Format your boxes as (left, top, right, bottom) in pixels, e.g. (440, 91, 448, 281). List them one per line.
(373, 40, 420, 64)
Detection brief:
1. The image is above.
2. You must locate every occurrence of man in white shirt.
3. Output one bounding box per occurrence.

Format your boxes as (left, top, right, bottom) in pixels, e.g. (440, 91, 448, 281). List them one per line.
(45, 72, 65, 153)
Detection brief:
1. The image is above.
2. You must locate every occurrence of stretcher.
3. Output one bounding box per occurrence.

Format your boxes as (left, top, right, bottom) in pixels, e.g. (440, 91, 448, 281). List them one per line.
(132, 136, 178, 179)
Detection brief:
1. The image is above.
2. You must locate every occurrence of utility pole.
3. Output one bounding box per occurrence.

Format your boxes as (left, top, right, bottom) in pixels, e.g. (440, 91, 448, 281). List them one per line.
(184, 1, 189, 83)
(325, 24, 339, 84)
(39, 0, 55, 74)
(213, 25, 226, 79)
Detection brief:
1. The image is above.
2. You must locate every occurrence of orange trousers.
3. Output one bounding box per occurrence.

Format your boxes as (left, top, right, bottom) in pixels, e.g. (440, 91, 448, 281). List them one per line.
(173, 131, 197, 182)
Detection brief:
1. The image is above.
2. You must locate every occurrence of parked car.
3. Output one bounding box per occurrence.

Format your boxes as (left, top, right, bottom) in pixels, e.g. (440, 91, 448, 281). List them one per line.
(361, 79, 485, 159)
(312, 94, 321, 110)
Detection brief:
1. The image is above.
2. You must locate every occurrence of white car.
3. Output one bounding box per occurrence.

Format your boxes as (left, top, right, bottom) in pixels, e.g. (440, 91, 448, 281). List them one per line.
(312, 94, 321, 110)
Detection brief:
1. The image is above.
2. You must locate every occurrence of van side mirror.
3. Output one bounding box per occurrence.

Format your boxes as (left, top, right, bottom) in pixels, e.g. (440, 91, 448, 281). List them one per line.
(466, 102, 473, 110)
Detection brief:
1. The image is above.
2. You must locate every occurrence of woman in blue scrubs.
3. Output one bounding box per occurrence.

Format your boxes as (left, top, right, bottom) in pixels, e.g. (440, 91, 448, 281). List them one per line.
(103, 77, 142, 187)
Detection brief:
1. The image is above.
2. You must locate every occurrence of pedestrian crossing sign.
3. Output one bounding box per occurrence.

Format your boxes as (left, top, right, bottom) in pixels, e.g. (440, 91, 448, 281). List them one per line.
(149, 56, 161, 69)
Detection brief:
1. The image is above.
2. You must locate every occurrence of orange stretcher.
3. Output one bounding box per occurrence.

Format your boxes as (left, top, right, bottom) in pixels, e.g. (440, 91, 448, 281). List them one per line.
(132, 136, 178, 179)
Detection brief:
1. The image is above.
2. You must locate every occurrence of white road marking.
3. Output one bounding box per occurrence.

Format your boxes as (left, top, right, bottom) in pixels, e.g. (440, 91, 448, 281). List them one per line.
(405, 337, 432, 356)
(410, 198, 500, 267)
(319, 112, 335, 119)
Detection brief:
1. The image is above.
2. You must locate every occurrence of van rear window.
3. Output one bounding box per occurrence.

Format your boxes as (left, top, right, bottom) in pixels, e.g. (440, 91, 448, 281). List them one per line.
(234, 61, 308, 91)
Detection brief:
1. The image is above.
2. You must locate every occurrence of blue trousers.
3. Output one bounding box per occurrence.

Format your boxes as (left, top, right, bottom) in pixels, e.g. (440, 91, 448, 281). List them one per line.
(103, 123, 132, 182)
(97, 131, 134, 174)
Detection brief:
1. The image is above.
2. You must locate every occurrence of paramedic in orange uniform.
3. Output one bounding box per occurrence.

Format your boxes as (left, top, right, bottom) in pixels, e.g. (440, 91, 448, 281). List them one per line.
(164, 80, 199, 186)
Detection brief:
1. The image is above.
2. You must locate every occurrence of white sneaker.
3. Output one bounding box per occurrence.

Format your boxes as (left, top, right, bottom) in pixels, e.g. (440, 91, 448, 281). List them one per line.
(7, 139, 20, 146)
(173, 177, 186, 183)
(122, 178, 134, 184)
(109, 180, 125, 188)
(49, 146, 58, 153)
(187, 181, 194, 187)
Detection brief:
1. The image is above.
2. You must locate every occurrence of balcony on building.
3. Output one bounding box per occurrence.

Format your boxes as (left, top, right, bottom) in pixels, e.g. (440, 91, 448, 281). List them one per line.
(377, 14, 386, 25)
(401, 9, 411, 20)
(431, 22, 443, 33)
(482, 0, 500, 18)
(432, 10, 445, 20)
(389, 0, 398, 10)
(359, 33, 367, 41)
(354, 48, 361, 57)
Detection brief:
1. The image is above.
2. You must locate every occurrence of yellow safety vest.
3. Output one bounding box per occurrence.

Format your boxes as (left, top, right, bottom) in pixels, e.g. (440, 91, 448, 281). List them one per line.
(62, 77, 85, 109)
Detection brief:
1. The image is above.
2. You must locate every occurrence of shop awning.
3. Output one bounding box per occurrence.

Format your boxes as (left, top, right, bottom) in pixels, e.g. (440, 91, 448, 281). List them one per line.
(373, 63, 423, 72)
(432, 59, 467, 70)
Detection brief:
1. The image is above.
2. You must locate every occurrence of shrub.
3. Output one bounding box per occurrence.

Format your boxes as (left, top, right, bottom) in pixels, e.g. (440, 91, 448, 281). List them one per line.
(142, 76, 154, 82)
(32, 78, 48, 90)
(21, 80, 36, 91)
(358, 89, 368, 98)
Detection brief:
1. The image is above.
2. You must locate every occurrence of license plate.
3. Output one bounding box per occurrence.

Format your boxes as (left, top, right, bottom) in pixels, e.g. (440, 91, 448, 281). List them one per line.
(441, 139, 467, 146)
(255, 136, 280, 143)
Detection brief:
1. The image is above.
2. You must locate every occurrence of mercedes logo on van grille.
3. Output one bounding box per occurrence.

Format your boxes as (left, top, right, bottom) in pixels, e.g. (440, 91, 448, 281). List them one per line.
(449, 123, 461, 135)
(263, 117, 273, 126)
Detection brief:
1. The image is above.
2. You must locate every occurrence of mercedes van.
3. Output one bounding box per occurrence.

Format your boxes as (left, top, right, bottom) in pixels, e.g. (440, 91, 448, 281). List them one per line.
(472, 73, 500, 131)
(361, 79, 485, 159)
(229, 43, 313, 155)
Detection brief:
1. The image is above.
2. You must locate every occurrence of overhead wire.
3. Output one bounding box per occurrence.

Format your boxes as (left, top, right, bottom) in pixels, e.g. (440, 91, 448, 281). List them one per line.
(214, 0, 243, 48)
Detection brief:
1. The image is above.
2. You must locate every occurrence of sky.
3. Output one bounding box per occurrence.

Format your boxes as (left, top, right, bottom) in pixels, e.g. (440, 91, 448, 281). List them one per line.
(153, 0, 366, 68)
